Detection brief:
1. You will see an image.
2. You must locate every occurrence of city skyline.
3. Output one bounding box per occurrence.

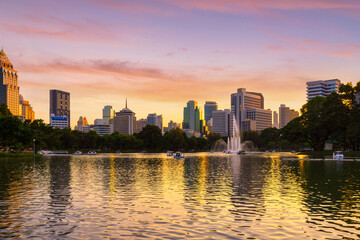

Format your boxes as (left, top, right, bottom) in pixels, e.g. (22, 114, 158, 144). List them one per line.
(1, 1, 360, 127)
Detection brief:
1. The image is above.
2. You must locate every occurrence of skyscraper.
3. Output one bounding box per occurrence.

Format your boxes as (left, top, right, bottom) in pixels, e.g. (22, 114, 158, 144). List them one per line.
(0, 49, 19, 116)
(230, 88, 264, 133)
(306, 79, 341, 101)
(50, 89, 70, 128)
(204, 101, 218, 124)
(279, 104, 299, 128)
(147, 113, 163, 131)
(183, 100, 207, 135)
(113, 100, 136, 135)
(103, 105, 115, 125)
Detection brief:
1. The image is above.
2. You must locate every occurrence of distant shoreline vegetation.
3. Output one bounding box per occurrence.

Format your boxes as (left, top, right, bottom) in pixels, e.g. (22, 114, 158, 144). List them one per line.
(0, 81, 359, 153)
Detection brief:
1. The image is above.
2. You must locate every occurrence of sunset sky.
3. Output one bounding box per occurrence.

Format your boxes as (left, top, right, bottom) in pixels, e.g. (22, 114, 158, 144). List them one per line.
(1, 0, 360, 128)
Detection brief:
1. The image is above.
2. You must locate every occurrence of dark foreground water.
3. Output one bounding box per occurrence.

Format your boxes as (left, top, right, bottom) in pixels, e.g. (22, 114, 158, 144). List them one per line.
(0, 153, 360, 239)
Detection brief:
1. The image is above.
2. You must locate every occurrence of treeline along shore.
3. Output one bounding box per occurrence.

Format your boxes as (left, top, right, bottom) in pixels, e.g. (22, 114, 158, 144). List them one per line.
(0, 82, 360, 153)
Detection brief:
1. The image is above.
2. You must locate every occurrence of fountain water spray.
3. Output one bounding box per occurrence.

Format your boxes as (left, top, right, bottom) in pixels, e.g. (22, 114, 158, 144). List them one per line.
(227, 115, 241, 153)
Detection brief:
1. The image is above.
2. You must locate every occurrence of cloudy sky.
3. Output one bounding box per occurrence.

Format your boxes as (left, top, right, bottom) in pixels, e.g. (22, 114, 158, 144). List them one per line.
(1, 0, 359, 127)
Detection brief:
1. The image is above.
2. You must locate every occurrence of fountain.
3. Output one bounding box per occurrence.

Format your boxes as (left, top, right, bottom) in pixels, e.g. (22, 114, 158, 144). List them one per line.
(211, 116, 254, 154)
(227, 115, 241, 153)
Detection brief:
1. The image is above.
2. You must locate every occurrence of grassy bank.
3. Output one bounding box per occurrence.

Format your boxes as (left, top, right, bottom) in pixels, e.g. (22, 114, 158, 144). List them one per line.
(0, 152, 42, 158)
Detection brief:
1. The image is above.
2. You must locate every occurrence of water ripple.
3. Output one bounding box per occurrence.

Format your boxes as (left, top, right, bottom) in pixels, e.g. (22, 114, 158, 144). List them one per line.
(0, 154, 360, 239)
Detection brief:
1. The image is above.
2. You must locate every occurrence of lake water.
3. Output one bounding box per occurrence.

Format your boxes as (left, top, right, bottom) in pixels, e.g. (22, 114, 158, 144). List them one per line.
(0, 153, 360, 239)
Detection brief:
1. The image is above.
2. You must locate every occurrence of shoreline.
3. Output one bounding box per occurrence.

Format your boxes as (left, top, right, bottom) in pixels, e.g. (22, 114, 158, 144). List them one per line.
(0, 153, 42, 158)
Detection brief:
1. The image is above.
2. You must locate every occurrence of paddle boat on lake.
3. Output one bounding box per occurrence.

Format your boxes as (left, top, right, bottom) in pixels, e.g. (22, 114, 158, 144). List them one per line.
(333, 151, 344, 160)
(174, 152, 185, 159)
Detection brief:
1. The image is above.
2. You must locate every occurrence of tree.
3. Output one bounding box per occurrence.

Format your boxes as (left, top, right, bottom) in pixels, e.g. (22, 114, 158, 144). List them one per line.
(259, 128, 280, 150)
(300, 96, 327, 150)
(162, 128, 188, 151)
(0, 104, 12, 116)
(281, 117, 306, 151)
(0, 115, 23, 147)
(137, 125, 162, 151)
(242, 131, 260, 149)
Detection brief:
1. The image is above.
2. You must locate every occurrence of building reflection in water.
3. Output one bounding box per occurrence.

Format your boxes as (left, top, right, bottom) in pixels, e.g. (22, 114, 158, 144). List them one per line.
(46, 156, 75, 237)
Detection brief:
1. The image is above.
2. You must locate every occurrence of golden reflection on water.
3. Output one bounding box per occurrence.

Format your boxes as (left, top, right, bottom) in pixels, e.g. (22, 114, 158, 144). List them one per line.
(1, 154, 360, 239)
(108, 155, 116, 200)
(258, 154, 310, 238)
(297, 154, 308, 159)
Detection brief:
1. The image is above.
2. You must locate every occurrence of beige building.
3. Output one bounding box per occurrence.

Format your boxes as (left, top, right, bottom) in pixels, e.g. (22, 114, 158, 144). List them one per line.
(273, 111, 279, 129)
(136, 118, 147, 133)
(0, 49, 20, 116)
(230, 88, 264, 134)
(290, 109, 300, 120)
(114, 101, 136, 135)
(279, 104, 299, 128)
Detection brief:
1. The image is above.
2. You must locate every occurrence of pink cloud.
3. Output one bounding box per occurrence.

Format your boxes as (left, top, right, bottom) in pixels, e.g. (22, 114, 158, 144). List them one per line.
(83, 0, 177, 16)
(265, 33, 360, 59)
(162, 0, 360, 13)
(0, 13, 141, 45)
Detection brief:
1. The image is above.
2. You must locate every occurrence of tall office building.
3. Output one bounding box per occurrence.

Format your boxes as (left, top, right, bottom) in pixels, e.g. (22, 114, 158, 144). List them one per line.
(273, 111, 279, 129)
(183, 100, 207, 135)
(103, 105, 115, 125)
(147, 113, 163, 131)
(50, 89, 70, 128)
(279, 104, 299, 128)
(230, 88, 264, 133)
(0, 49, 20, 116)
(113, 100, 136, 135)
(204, 101, 218, 124)
(306, 79, 341, 101)
(212, 109, 230, 136)
(279, 104, 290, 129)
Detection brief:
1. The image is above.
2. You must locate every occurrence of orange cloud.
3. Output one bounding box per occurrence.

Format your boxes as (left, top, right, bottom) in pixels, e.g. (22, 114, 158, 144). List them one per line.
(18, 57, 308, 104)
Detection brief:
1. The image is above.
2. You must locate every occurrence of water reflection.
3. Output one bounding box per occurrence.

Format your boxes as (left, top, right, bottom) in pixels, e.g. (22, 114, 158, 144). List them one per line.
(0, 154, 360, 239)
(46, 156, 74, 237)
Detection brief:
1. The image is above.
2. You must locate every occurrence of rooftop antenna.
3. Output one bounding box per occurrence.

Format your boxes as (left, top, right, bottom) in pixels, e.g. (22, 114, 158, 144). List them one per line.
(125, 98, 127, 108)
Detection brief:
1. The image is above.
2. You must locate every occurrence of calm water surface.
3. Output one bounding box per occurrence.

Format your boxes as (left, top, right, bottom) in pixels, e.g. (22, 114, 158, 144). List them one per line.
(0, 153, 360, 239)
